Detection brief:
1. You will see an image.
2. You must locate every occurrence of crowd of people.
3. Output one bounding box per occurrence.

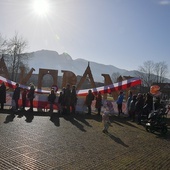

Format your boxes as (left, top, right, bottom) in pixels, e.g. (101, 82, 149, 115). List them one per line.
(0, 81, 167, 133)
(127, 91, 165, 125)
(0, 82, 35, 112)
(57, 84, 78, 114)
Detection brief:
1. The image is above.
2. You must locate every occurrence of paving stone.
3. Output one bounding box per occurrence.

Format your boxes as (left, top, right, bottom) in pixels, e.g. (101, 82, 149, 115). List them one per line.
(0, 111, 170, 170)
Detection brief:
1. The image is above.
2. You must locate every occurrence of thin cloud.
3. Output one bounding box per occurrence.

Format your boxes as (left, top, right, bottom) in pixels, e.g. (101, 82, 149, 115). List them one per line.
(158, 0, 170, 5)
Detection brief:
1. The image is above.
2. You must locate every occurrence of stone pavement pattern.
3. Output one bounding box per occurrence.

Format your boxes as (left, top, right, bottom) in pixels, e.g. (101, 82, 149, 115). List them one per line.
(0, 111, 170, 170)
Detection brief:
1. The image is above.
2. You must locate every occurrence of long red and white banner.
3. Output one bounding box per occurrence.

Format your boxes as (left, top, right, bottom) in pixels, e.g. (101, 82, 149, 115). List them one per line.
(0, 76, 141, 111)
(77, 77, 142, 96)
(0, 76, 141, 95)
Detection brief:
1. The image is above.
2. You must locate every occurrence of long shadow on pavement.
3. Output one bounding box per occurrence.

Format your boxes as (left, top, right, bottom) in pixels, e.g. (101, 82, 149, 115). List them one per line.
(104, 132, 129, 148)
(4, 113, 15, 123)
(63, 114, 86, 132)
(73, 114, 92, 127)
(50, 112, 60, 127)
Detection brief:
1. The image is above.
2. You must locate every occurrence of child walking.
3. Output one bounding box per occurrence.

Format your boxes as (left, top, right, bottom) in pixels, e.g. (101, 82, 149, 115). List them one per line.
(102, 101, 113, 133)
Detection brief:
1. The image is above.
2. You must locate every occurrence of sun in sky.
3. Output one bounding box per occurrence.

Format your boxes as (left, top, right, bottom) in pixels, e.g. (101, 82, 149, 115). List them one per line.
(32, 0, 50, 17)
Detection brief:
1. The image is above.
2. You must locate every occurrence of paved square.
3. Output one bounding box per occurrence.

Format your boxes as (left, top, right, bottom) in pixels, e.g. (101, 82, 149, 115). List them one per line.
(0, 111, 170, 170)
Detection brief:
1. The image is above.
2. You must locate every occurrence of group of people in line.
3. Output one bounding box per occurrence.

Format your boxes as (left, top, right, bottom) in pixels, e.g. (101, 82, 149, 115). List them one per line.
(53, 84, 78, 114)
(126, 91, 164, 125)
(0, 82, 35, 112)
(1, 81, 164, 134)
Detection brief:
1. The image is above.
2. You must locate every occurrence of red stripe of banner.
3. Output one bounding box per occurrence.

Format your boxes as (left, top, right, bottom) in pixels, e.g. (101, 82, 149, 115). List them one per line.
(0, 76, 141, 96)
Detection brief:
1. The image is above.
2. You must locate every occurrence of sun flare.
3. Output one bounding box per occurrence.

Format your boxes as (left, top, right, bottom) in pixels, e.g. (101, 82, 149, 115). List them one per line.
(33, 0, 50, 17)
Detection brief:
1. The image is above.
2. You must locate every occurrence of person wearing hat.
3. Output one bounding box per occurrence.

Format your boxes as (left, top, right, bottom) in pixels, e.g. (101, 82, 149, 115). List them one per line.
(27, 83, 35, 112)
(48, 88, 56, 113)
(135, 93, 144, 124)
(129, 95, 137, 122)
(0, 82, 6, 110)
(12, 83, 20, 111)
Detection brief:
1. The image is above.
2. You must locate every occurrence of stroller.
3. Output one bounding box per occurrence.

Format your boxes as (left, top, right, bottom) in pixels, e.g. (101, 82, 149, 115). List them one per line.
(145, 105, 168, 135)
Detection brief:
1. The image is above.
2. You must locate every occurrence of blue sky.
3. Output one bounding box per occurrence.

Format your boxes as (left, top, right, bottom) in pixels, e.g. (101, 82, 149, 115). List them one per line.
(0, 0, 170, 77)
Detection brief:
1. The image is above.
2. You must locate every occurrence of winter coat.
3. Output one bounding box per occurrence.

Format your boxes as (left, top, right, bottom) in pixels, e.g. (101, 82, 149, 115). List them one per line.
(0, 83, 6, 103)
(12, 87, 20, 100)
(95, 93, 102, 109)
(27, 86, 35, 100)
(48, 93, 56, 104)
(116, 94, 124, 104)
(70, 89, 77, 105)
(85, 92, 94, 106)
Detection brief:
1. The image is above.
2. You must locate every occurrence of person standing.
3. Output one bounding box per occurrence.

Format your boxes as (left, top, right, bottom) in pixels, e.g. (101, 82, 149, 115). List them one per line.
(27, 83, 35, 112)
(95, 91, 102, 115)
(64, 84, 71, 115)
(70, 85, 77, 114)
(58, 91, 63, 114)
(48, 89, 56, 113)
(0, 82, 6, 110)
(116, 91, 124, 116)
(22, 88, 27, 110)
(135, 93, 144, 125)
(12, 83, 20, 111)
(85, 89, 95, 115)
(127, 90, 133, 118)
(129, 95, 137, 122)
(143, 92, 153, 118)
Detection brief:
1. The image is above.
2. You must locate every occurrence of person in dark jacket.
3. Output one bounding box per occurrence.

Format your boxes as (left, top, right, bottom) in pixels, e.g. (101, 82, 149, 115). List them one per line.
(58, 91, 63, 114)
(0, 82, 6, 110)
(64, 84, 71, 114)
(27, 83, 35, 112)
(95, 91, 102, 115)
(48, 89, 56, 113)
(127, 90, 133, 118)
(12, 83, 20, 111)
(59, 87, 66, 114)
(135, 93, 144, 124)
(22, 88, 27, 110)
(143, 92, 153, 118)
(85, 89, 95, 115)
(129, 95, 137, 122)
(70, 85, 77, 114)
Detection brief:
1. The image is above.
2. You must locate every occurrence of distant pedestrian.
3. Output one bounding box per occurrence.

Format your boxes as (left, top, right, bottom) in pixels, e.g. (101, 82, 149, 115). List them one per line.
(0, 82, 6, 110)
(64, 84, 71, 114)
(95, 91, 102, 115)
(27, 83, 35, 112)
(22, 88, 27, 110)
(12, 83, 20, 111)
(60, 87, 66, 114)
(48, 89, 56, 113)
(135, 93, 144, 125)
(58, 91, 63, 114)
(129, 95, 137, 122)
(116, 91, 124, 116)
(143, 92, 153, 117)
(70, 85, 77, 114)
(127, 90, 133, 118)
(85, 89, 95, 115)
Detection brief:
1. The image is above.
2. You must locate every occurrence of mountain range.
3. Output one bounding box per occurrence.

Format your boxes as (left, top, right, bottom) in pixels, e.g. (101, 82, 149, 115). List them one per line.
(27, 50, 169, 83)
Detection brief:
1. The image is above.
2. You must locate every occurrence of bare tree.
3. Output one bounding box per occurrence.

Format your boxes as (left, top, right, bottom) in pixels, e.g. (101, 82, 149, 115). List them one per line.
(111, 72, 121, 83)
(5, 32, 28, 81)
(137, 60, 156, 88)
(0, 34, 7, 55)
(154, 61, 168, 83)
(137, 60, 169, 88)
